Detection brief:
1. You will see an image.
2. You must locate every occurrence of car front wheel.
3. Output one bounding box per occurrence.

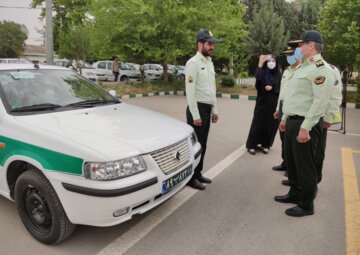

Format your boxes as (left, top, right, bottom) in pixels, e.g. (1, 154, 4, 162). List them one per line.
(15, 169, 76, 244)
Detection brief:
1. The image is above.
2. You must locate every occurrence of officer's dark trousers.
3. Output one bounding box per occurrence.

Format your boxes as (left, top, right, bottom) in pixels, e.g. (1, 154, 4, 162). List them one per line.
(278, 101, 286, 168)
(315, 127, 328, 183)
(186, 103, 212, 180)
(285, 117, 323, 210)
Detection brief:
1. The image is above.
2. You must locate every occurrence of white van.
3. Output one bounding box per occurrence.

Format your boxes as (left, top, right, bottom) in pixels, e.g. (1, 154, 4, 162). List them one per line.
(0, 64, 201, 244)
(93, 60, 142, 81)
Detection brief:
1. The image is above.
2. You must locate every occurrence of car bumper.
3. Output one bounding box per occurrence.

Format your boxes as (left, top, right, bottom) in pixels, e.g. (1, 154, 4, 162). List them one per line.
(46, 143, 201, 227)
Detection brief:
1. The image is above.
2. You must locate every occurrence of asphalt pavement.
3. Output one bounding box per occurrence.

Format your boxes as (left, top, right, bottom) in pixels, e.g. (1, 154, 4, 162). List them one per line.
(0, 96, 359, 255)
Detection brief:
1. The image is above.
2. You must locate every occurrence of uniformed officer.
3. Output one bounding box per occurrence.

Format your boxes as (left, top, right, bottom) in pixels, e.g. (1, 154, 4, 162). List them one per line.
(272, 46, 302, 174)
(185, 29, 223, 190)
(315, 64, 343, 183)
(274, 30, 335, 217)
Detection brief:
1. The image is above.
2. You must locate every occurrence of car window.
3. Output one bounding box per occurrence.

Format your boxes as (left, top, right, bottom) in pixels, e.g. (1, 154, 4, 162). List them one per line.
(0, 69, 119, 114)
(97, 62, 106, 69)
(83, 63, 94, 69)
(107, 62, 112, 70)
(54, 61, 64, 66)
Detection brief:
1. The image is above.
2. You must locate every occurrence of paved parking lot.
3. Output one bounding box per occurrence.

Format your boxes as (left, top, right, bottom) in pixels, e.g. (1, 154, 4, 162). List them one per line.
(1, 96, 359, 255)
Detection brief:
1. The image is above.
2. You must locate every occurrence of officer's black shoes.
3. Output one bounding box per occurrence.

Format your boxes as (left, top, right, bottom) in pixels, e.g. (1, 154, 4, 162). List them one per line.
(248, 149, 256, 155)
(187, 179, 206, 190)
(274, 194, 299, 204)
(285, 206, 314, 217)
(272, 165, 286, 171)
(198, 175, 212, 184)
(282, 180, 290, 186)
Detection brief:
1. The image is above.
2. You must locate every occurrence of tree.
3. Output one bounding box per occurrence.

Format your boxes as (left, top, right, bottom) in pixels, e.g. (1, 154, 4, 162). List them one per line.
(318, 0, 360, 72)
(248, 0, 289, 56)
(0, 21, 28, 58)
(32, 0, 91, 52)
(58, 26, 91, 73)
(293, 0, 324, 38)
(89, 0, 248, 83)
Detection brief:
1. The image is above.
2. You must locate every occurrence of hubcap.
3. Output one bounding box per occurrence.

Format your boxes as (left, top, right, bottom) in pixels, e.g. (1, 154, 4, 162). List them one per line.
(24, 186, 52, 233)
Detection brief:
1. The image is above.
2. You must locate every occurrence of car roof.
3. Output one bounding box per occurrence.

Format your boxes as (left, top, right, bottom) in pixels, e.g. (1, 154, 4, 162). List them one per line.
(0, 64, 72, 71)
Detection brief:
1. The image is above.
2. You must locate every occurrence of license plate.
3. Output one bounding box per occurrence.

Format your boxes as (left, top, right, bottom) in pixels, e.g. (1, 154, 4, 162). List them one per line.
(162, 165, 192, 194)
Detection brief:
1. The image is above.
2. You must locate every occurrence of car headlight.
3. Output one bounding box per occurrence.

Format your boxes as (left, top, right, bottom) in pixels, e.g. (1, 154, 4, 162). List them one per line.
(190, 132, 198, 146)
(84, 156, 147, 181)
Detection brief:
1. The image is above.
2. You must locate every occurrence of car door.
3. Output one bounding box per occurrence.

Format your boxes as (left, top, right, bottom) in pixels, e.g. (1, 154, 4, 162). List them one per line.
(96, 61, 113, 81)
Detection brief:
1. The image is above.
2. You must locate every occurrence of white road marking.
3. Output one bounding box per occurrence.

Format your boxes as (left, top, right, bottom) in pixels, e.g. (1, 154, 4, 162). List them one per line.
(96, 145, 246, 255)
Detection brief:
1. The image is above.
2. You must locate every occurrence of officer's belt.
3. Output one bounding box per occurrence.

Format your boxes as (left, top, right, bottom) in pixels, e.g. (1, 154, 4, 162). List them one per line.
(288, 115, 305, 120)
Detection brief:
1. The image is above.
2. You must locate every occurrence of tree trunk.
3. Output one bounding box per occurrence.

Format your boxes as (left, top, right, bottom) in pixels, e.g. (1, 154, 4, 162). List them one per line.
(163, 63, 168, 85)
(229, 57, 234, 76)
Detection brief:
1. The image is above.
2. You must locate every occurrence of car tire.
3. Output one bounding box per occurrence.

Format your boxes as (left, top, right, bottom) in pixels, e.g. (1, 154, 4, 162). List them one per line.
(15, 169, 76, 244)
(120, 76, 128, 82)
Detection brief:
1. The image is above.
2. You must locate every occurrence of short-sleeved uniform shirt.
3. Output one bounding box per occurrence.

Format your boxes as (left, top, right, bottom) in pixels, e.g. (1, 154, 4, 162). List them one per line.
(282, 53, 335, 131)
(185, 51, 217, 120)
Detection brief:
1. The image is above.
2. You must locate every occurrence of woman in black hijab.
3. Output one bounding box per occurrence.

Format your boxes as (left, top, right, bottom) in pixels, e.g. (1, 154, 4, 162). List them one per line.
(246, 54, 281, 155)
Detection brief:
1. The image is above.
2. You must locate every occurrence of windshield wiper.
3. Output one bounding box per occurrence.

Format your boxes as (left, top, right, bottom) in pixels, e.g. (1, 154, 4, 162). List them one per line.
(65, 99, 119, 108)
(11, 103, 62, 112)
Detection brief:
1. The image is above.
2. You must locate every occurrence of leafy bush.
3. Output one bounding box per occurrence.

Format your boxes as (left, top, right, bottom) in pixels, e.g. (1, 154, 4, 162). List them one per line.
(219, 75, 235, 87)
(240, 71, 249, 78)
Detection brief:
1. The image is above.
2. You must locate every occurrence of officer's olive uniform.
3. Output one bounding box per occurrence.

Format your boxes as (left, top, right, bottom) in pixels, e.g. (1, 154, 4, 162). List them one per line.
(315, 64, 343, 183)
(276, 66, 297, 167)
(185, 51, 217, 179)
(282, 53, 335, 210)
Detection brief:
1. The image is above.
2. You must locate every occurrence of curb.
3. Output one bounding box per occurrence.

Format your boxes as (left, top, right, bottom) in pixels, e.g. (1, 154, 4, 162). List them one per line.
(117, 91, 360, 109)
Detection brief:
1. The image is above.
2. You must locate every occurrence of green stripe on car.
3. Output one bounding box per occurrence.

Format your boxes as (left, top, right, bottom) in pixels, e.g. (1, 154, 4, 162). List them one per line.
(0, 135, 83, 175)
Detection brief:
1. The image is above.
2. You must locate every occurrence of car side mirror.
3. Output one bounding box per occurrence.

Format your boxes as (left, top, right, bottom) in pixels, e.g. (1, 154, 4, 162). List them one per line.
(108, 90, 117, 97)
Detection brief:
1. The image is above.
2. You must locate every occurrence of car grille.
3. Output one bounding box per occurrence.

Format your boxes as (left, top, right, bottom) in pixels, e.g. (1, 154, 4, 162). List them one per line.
(150, 138, 190, 175)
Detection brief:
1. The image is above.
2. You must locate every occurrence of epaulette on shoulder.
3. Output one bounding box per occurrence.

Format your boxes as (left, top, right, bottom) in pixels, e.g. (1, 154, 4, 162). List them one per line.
(315, 59, 324, 68)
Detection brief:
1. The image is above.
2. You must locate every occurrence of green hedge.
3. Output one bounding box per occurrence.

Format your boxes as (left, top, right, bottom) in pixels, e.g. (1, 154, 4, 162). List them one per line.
(219, 75, 236, 87)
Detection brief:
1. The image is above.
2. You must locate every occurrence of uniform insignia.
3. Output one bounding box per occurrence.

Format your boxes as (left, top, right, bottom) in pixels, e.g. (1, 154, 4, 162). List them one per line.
(315, 59, 324, 67)
(314, 76, 326, 85)
(309, 57, 314, 63)
(188, 75, 193, 83)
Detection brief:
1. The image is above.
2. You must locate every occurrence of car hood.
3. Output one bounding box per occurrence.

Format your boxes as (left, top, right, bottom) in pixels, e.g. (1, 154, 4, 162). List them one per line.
(15, 103, 192, 160)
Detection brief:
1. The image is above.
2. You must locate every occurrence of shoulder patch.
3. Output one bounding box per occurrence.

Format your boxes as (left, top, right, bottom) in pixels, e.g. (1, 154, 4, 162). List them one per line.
(314, 76, 326, 85)
(315, 59, 324, 67)
(188, 75, 193, 83)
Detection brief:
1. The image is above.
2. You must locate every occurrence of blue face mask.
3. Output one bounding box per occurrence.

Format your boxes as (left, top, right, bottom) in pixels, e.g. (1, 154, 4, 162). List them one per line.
(294, 47, 302, 61)
(286, 55, 296, 65)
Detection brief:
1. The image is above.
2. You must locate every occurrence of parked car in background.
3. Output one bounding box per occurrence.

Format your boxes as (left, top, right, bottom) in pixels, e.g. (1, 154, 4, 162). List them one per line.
(141, 63, 163, 81)
(175, 65, 185, 80)
(0, 58, 33, 64)
(53, 59, 106, 81)
(0, 63, 201, 244)
(92, 60, 141, 81)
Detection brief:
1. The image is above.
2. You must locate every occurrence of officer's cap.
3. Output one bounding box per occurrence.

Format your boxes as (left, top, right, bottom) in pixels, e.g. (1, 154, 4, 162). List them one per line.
(288, 30, 324, 46)
(196, 29, 223, 43)
(281, 46, 295, 55)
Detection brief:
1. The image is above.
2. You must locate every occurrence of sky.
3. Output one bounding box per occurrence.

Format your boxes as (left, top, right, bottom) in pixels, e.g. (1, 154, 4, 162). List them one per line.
(0, 0, 45, 45)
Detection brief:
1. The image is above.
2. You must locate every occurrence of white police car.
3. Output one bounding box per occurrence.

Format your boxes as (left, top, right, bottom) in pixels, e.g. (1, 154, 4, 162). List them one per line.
(0, 64, 201, 244)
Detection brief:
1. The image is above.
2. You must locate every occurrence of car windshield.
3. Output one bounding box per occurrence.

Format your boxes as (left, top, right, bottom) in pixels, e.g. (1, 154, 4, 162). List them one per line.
(83, 63, 95, 69)
(0, 69, 120, 115)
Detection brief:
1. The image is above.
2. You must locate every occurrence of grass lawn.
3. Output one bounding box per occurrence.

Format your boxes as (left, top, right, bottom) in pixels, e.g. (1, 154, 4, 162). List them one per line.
(100, 80, 258, 96)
